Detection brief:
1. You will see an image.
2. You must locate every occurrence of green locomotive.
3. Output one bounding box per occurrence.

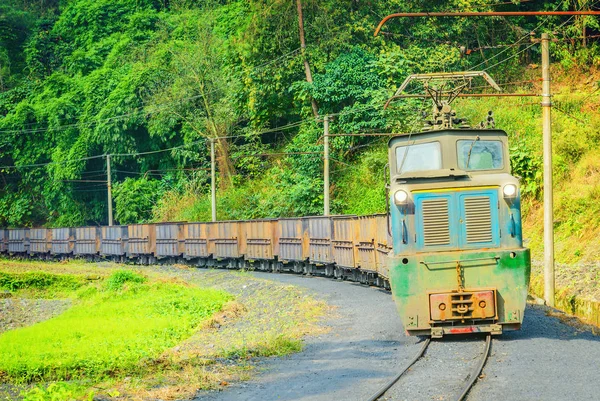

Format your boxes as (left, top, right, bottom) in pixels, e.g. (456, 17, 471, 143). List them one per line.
(387, 73, 531, 337)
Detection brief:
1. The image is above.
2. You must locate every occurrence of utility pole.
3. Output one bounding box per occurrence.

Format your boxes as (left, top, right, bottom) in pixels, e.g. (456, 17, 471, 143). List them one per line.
(323, 115, 330, 216)
(210, 138, 217, 222)
(541, 32, 555, 307)
(106, 154, 113, 226)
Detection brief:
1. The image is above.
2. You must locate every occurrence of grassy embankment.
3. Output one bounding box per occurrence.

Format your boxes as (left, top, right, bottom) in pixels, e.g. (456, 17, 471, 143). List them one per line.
(0, 260, 328, 400)
(153, 65, 600, 325)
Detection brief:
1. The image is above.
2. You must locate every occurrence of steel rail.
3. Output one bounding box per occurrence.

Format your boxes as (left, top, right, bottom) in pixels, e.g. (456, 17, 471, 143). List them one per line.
(455, 333, 492, 401)
(366, 333, 492, 401)
(366, 337, 431, 401)
(375, 11, 600, 36)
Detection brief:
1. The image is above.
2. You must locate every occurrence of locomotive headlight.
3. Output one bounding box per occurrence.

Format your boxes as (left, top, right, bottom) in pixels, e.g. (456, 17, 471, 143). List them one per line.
(394, 190, 409, 205)
(503, 184, 518, 198)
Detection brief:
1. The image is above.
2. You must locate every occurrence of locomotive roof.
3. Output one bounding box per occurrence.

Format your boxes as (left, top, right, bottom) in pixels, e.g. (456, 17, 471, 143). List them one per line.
(388, 128, 507, 146)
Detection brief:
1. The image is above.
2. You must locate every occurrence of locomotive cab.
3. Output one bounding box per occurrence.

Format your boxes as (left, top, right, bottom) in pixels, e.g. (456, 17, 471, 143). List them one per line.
(387, 128, 531, 337)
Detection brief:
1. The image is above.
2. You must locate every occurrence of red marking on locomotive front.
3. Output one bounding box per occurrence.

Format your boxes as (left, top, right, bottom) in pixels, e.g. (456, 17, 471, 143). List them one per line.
(449, 327, 480, 334)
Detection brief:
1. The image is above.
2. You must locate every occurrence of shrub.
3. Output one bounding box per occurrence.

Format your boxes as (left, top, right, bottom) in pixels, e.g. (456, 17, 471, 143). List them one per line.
(105, 270, 146, 291)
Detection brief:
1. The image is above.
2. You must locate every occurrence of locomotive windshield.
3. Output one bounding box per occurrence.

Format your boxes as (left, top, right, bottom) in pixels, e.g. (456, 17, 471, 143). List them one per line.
(395, 142, 442, 174)
(457, 140, 504, 171)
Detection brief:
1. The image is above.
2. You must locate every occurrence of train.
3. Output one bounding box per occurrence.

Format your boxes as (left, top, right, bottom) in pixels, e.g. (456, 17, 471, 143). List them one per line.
(0, 72, 531, 338)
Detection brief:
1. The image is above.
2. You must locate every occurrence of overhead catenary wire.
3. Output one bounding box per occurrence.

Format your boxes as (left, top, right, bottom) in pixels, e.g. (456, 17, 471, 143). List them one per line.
(59, 179, 108, 183)
(470, 0, 600, 73)
(0, 48, 305, 136)
(553, 104, 587, 124)
(0, 101, 392, 171)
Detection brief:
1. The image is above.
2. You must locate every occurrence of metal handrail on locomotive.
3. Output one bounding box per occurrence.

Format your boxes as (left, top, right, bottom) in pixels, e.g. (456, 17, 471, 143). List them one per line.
(386, 72, 531, 338)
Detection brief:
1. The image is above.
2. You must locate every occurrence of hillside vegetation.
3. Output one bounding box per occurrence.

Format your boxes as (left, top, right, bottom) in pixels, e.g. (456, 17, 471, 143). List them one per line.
(2, 1, 600, 266)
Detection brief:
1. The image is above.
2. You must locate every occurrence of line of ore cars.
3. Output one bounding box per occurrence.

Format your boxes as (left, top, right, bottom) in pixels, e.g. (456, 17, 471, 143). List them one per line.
(0, 216, 394, 286)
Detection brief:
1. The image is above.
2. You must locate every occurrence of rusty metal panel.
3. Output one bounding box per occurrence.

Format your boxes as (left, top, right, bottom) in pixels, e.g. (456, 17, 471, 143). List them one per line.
(155, 222, 184, 257)
(306, 216, 334, 264)
(101, 226, 128, 255)
(184, 223, 209, 259)
(277, 218, 306, 262)
(209, 221, 240, 259)
(374, 214, 393, 278)
(51, 228, 74, 255)
(127, 224, 155, 257)
(332, 216, 358, 269)
(244, 219, 276, 260)
(29, 228, 51, 254)
(357, 215, 378, 272)
(74, 227, 100, 255)
(429, 290, 497, 321)
(0, 229, 7, 253)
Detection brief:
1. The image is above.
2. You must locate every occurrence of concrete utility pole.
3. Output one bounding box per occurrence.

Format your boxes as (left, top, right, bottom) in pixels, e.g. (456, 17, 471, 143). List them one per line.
(106, 154, 113, 226)
(323, 115, 330, 216)
(210, 138, 217, 222)
(541, 33, 555, 307)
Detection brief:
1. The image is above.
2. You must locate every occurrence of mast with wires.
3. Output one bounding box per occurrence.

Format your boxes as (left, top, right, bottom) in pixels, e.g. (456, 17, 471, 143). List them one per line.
(210, 139, 217, 222)
(106, 154, 113, 226)
(541, 33, 555, 307)
(323, 115, 330, 216)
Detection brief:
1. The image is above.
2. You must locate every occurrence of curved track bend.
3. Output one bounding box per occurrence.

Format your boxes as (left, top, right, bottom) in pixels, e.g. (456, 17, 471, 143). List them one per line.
(367, 334, 492, 401)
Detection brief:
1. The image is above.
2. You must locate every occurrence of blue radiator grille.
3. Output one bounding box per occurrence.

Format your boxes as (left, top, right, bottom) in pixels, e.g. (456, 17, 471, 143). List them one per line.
(415, 189, 500, 250)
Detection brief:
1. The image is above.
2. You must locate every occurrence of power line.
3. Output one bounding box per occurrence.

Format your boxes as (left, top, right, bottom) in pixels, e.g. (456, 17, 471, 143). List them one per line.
(59, 179, 107, 183)
(553, 104, 587, 124)
(0, 154, 106, 170)
(253, 48, 302, 70)
(474, 0, 600, 73)
(467, 0, 570, 72)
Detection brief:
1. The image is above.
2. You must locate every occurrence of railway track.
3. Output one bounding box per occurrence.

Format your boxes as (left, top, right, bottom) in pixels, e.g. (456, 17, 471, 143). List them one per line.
(367, 334, 492, 401)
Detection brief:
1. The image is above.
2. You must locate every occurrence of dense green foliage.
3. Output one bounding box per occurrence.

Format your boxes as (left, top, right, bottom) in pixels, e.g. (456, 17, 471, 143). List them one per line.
(0, 269, 231, 383)
(0, 0, 599, 226)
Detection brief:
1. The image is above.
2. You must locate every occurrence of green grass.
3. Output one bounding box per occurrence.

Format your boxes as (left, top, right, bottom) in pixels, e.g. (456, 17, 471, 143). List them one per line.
(0, 264, 328, 399)
(0, 271, 232, 383)
(221, 334, 303, 359)
(20, 381, 93, 401)
(0, 270, 88, 298)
